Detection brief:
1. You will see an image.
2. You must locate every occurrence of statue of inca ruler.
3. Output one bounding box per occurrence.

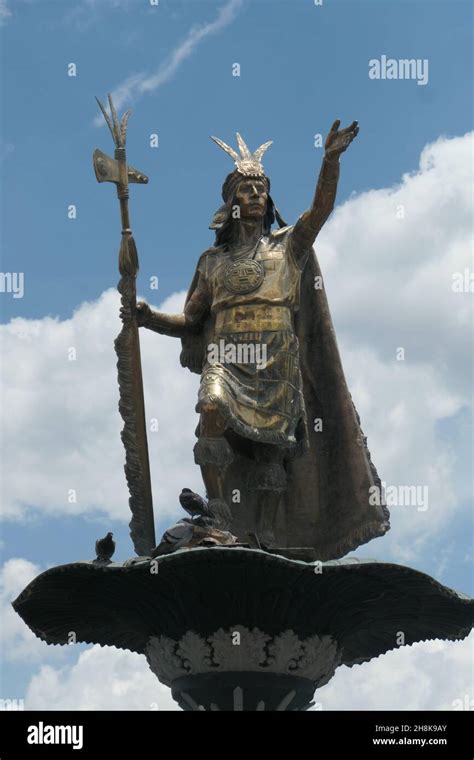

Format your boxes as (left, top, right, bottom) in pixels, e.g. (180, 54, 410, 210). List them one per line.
(136, 120, 390, 557)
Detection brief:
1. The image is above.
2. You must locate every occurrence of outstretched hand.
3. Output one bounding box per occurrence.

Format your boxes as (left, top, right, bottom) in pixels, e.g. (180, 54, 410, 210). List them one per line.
(119, 300, 151, 326)
(135, 301, 151, 326)
(325, 119, 359, 158)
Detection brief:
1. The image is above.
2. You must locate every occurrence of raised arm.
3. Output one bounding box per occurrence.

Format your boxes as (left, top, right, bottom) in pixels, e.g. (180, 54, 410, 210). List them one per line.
(291, 119, 359, 254)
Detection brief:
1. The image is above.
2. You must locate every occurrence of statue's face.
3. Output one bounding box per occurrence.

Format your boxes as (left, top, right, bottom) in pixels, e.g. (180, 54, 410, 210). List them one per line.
(235, 178, 268, 219)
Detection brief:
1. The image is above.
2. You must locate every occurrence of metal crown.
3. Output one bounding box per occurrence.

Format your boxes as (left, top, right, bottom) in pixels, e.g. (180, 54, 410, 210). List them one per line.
(210, 132, 272, 176)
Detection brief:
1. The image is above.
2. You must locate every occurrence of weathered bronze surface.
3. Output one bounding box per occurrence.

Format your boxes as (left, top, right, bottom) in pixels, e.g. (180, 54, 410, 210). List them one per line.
(12, 550, 474, 710)
(138, 122, 390, 558)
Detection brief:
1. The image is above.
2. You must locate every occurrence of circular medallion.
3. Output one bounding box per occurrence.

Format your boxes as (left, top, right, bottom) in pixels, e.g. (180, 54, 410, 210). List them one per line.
(223, 259, 265, 295)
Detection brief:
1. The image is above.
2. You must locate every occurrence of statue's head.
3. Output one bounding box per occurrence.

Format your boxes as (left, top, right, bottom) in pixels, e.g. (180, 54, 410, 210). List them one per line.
(209, 133, 286, 245)
(234, 175, 268, 220)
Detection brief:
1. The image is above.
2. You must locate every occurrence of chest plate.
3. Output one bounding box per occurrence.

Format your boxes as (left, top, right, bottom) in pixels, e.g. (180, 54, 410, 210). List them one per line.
(223, 258, 265, 295)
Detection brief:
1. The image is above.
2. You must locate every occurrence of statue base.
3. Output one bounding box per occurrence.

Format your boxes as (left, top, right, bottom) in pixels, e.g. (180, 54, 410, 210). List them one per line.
(171, 672, 317, 712)
(12, 547, 474, 711)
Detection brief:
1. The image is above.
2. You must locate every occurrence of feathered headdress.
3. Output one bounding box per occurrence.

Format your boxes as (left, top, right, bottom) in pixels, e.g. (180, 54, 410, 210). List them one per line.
(209, 132, 286, 237)
(210, 132, 272, 177)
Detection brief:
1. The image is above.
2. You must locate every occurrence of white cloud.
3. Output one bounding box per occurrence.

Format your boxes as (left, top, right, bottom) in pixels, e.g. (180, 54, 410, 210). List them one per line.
(93, 0, 244, 124)
(25, 645, 177, 711)
(1, 290, 200, 524)
(338, 347, 464, 562)
(317, 132, 473, 561)
(0, 0, 11, 25)
(0, 132, 472, 566)
(0, 558, 66, 663)
(315, 633, 474, 711)
(321, 132, 473, 397)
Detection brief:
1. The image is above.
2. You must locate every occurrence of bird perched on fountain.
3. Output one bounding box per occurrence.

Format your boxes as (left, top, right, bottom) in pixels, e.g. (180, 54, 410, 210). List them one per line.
(179, 488, 214, 524)
(179, 489, 233, 531)
(151, 490, 238, 557)
(152, 522, 195, 556)
(95, 532, 115, 562)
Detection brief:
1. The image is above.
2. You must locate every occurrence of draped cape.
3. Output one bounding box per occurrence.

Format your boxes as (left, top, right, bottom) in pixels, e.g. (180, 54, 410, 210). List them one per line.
(180, 245, 390, 560)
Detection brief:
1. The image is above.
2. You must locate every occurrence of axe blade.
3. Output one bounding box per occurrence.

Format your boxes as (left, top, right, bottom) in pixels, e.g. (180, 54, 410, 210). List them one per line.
(93, 148, 149, 185)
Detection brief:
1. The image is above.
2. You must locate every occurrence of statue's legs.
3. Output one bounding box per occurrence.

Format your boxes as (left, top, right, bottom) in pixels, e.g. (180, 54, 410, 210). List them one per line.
(249, 443, 286, 548)
(194, 404, 287, 548)
(194, 403, 233, 503)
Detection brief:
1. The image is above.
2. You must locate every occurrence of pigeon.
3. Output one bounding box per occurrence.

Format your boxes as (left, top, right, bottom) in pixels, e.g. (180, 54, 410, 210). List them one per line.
(150, 492, 236, 557)
(95, 532, 115, 562)
(179, 488, 214, 522)
(152, 521, 194, 557)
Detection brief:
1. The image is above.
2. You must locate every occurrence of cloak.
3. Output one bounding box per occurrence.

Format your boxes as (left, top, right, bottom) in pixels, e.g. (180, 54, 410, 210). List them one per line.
(180, 243, 390, 561)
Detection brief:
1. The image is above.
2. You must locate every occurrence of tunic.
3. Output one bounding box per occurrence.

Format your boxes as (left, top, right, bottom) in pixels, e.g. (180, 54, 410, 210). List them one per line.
(185, 221, 315, 452)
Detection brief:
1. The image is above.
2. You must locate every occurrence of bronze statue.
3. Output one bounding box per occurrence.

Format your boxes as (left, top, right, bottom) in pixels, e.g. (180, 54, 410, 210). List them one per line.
(133, 120, 390, 557)
(11, 100, 472, 715)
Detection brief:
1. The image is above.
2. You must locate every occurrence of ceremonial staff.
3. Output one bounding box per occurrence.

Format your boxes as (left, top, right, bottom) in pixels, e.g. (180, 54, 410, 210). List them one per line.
(93, 95, 156, 556)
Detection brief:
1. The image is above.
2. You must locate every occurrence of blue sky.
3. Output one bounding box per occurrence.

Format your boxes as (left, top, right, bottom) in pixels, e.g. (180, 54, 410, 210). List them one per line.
(0, 0, 472, 710)
(1, 0, 472, 319)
